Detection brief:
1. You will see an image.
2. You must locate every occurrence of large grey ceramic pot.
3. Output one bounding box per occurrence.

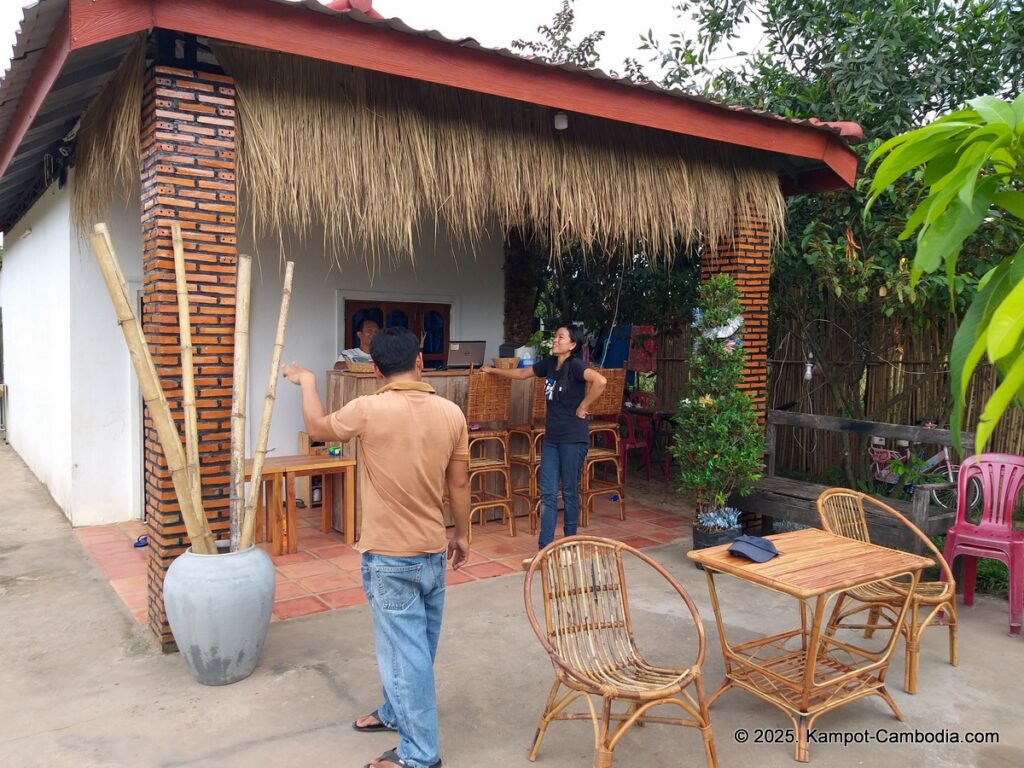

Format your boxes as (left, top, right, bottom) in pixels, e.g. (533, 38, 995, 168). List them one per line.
(164, 540, 275, 685)
(690, 525, 742, 570)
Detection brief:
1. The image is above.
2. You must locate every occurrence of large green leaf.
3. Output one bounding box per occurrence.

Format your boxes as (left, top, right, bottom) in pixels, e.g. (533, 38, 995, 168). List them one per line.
(987, 247, 1024, 361)
(976, 354, 1024, 452)
(1013, 92, 1024, 125)
(914, 179, 996, 275)
(993, 191, 1024, 222)
(968, 94, 1018, 128)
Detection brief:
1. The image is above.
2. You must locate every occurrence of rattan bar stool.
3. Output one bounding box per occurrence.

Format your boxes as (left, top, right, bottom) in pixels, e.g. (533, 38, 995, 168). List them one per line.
(509, 377, 548, 534)
(466, 370, 514, 539)
(582, 367, 627, 524)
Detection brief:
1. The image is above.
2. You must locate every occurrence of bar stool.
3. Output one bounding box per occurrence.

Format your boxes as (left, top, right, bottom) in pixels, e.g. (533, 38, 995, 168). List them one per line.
(466, 370, 515, 539)
(509, 377, 548, 534)
(582, 367, 627, 525)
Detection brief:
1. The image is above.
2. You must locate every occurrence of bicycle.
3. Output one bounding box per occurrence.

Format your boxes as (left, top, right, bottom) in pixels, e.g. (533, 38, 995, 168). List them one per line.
(868, 433, 981, 511)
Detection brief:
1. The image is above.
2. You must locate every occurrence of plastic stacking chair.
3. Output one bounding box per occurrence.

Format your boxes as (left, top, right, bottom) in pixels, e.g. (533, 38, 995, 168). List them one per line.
(524, 536, 717, 768)
(620, 409, 652, 480)
(817, 488, 958, 694)
(941, 453, 1024, 636)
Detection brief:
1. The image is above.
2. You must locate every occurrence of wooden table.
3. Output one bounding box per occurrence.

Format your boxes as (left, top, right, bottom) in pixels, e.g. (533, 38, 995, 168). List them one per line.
(246, 455, 357, 554)
(688, 528, 932, 762)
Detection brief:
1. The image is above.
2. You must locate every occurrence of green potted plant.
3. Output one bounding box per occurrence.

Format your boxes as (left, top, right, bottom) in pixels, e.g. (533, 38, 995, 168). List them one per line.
(670, 275, 763, 564)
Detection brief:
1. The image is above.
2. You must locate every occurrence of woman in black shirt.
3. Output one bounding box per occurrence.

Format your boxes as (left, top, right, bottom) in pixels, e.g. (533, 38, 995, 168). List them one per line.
(484, 325, 607, 549)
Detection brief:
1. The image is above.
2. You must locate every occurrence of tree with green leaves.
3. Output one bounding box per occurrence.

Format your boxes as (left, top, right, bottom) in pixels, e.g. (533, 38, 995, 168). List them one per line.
(867, 94, 1024, 453)
(641, 0, 1023, 429)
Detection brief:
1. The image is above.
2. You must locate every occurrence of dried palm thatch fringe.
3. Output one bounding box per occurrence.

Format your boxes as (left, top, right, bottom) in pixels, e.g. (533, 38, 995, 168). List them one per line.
(73, 35, 146, 229)
(212, 43, 785, 266)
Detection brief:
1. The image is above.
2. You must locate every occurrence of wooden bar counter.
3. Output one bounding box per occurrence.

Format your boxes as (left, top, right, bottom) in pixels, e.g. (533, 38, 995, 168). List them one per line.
(324, 369, 535, 541)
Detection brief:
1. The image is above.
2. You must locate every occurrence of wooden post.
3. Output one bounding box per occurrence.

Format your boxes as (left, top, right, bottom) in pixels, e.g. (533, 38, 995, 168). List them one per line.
(171, 223, 207, 530)
(89, 223, 215, 554)
(229, 254, 252, 550)
(239, 262, 295, 549)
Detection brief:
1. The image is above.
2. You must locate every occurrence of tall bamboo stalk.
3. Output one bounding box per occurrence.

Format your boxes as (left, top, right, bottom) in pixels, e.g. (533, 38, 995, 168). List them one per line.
(89, 223, 216, 554)
(171, 223, 206, 531)
(239, 262, 295, 550)
(229, 254, 253, 551)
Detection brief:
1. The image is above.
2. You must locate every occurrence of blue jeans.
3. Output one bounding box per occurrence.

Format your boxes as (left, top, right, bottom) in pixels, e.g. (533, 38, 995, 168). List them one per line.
(362, 551, 447, 768)
(538, 441, 589, 549)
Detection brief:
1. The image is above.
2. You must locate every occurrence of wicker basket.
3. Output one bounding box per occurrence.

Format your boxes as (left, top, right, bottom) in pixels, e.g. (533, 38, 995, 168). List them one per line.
(492, 357, 520, 369)
(345, 360, 375, 373)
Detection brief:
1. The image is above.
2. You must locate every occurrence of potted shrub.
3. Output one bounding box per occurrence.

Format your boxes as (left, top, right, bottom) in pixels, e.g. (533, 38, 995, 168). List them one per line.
(670, 275, 764, 564)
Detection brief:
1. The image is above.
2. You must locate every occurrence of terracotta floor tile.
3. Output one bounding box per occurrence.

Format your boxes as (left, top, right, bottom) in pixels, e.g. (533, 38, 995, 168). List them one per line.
(497, 555, 531, 570)
(295, 569, 359, 594)
(648, 517, 687, 529)
(274, 578, 310, 601)
(462, 561, 516, 579)
(110, 575, 148, 597)
(270, 550, 316, 567)
(272, 596, 330, 620)
(318, 587, 367, 609)
(297, 534, 343, 550)
(99, 562, 148, 580)
(75, 525, 124, 540)
(326, 553, 364, 572)
(445, 569, 476, 586)
(309, 544, 357, 560)
(278, 558, 339, 579)
(472, 540, 534, 558)
(131, 609, 148, 625)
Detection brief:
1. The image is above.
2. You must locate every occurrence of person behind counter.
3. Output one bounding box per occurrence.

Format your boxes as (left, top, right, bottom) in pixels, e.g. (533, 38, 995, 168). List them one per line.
(335, 318, 380, 370)
(482, 325, 606, 558)
(282, 327, 470, 768)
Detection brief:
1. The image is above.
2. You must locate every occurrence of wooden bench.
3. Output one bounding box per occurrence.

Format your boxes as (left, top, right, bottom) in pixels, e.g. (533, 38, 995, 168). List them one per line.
(733, 410, 974, 554)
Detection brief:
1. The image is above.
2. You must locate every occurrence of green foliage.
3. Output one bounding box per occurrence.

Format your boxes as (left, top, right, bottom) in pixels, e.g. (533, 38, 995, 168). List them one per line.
(535, 243, 701, 336)
(867, 95, 1024, 453)
(510, 0, 604, 68)
(671, 276, 764, 515)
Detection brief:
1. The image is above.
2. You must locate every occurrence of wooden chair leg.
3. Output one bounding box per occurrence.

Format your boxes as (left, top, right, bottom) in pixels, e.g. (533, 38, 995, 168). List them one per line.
(321, 471, 334, 533)
(864, 604, 882, 638)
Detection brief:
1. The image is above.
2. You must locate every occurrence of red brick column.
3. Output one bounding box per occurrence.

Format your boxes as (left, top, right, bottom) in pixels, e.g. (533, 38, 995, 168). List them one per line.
(140, 64, 238, 648)
(701, 212, 771, 422)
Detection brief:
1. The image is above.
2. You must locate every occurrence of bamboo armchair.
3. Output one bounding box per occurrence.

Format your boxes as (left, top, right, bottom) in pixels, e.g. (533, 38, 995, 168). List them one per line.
(816, 488, 958, 694)
(524, 536, 717, 768)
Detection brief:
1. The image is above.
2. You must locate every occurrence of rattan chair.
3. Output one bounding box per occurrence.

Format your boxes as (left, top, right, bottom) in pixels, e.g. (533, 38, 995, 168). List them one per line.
(816, 488, 958, 694)
(509, 377, 548, 534)
(582, 367, 627, 524)
(524, 536, 717, 768)
(466, 371, 514, 538)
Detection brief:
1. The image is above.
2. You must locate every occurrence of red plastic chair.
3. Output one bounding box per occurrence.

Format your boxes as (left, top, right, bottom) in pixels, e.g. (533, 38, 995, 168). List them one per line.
(620, 409, 652, 480)
(629, 390, 656, 409)
(941, 453, 1024, 635)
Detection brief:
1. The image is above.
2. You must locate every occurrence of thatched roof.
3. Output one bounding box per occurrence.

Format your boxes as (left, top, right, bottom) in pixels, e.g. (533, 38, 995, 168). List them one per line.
(215, 44, 785, 264)
(74, 42, 786, 263)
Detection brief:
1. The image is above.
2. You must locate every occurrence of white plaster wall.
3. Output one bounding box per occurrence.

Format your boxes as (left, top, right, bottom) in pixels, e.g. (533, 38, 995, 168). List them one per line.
(240, 223, 506, 456)
(67, 175, 144, 526)
(0, 184, 73, 511)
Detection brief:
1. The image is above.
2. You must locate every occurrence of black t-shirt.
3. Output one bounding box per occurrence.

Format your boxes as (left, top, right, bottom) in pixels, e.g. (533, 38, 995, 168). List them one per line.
(533, 356, 588, 444)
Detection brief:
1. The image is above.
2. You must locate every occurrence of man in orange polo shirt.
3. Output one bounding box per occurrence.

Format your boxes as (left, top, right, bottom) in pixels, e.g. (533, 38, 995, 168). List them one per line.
(282, 327, 470, 768)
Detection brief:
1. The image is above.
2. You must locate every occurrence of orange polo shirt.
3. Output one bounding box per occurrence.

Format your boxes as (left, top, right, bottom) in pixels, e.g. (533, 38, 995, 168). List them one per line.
(328, 381, 469, 556)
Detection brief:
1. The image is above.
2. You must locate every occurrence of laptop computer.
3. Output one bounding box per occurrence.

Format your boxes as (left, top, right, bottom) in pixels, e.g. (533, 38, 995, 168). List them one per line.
(446, 340, 486, 369)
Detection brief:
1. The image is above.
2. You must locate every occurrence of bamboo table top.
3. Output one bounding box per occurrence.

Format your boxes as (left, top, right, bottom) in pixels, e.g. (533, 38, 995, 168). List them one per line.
(245, 454, 356, 475)
(687, 528, 932, 599)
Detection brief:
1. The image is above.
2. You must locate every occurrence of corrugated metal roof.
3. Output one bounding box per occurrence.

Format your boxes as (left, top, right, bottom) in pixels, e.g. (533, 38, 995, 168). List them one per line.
(0, 0, 858, 232)
(263, 0, 858, 143)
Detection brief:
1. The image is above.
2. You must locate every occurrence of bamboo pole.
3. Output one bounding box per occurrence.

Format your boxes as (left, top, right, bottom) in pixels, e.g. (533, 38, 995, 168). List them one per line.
(171, 223, 207, 532)
(239, 261, 294, 550)
(229, 254, 253, 551)
(89, 223, 216, 554)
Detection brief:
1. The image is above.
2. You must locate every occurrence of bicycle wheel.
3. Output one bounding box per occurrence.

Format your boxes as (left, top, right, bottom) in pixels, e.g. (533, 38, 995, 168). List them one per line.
(927, 464, 981, 511)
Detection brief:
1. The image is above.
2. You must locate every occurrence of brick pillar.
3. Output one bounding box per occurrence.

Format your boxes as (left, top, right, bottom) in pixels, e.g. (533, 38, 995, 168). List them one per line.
(140, 64, 238, 649)
(701, 212, 771, 422)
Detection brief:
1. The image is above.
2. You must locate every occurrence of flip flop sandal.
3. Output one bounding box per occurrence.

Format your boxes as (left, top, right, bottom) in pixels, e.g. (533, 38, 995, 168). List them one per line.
(352, 709, 397, 733)
(364, 748, 442, 768)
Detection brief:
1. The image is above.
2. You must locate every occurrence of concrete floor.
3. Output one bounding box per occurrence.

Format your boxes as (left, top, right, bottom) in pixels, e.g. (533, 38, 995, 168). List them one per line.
(1, 441, 1022, 768)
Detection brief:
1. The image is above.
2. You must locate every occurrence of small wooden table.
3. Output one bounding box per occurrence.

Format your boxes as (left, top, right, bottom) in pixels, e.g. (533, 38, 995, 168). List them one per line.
(246, 454, 357, 554)
(688, 528, 932, 762)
